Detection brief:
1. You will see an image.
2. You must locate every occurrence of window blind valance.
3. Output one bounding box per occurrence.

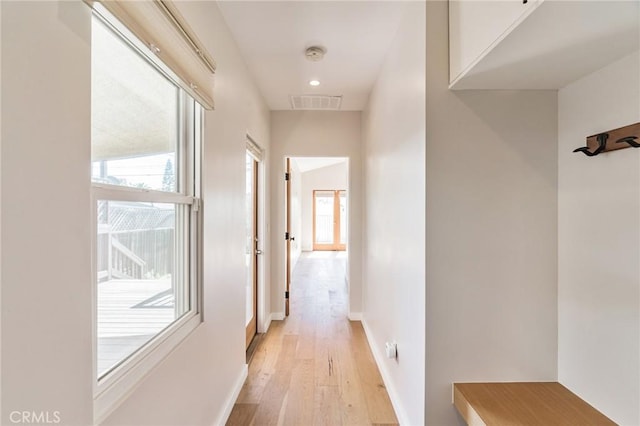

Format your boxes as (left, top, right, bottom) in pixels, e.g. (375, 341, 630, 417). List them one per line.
(246, 135, 263, 161)
(86, 0, 216, 110)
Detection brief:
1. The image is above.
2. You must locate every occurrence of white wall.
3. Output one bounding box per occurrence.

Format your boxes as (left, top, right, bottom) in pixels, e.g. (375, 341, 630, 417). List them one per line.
(270, 111, 362, 318)
(361, 2, 425, 424)
(558, 50, 640, 425)
(300, 161, 348, 252)
(1, 2, 93, 424)
(1, 2, 270, 425)
(425, 2, 558, 425)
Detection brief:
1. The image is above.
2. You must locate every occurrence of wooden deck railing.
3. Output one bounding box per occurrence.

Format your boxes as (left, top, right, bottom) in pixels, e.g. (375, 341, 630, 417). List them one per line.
(109, 237, 145, 279)
(97, 223, 174, 282)
(97, 229, 146, 281)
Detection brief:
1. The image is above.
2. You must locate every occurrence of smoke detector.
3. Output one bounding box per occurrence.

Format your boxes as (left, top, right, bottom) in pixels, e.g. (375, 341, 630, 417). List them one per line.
(305, 46, 326, 62)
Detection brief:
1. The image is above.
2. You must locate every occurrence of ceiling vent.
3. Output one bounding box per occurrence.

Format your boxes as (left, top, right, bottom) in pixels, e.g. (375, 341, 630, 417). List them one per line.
(289, 95, 342, 111)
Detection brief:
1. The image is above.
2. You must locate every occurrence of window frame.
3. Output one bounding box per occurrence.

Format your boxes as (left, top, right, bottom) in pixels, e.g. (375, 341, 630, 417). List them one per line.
(90, 7, 203, 423)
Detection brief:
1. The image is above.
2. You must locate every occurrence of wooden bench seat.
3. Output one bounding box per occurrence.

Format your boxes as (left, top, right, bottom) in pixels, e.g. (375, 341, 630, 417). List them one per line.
(453, 382, 616, 425)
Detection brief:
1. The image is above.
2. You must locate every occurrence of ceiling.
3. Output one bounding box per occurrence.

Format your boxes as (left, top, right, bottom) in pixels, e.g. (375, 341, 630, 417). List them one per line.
(216, 1, 408, 111)
(292, 157, 347, 173)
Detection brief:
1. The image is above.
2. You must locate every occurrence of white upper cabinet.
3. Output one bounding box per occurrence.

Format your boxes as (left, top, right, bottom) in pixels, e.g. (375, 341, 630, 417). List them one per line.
(449, 0, 640, 90)
(449, 0, 541, 86)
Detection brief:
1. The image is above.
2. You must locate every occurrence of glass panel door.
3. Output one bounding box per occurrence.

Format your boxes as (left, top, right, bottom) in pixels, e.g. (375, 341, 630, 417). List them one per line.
(245, 153, 258, 348)
(314, 191, 335, 245)
(313, 190, 347, 251)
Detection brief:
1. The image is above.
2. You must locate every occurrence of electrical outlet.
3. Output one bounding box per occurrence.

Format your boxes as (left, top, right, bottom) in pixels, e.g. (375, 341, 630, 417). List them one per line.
(385, 341, 397, 359)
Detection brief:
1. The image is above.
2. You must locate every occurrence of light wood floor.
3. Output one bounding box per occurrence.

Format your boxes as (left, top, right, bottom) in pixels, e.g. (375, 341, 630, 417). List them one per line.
(227, 252, 398, 426)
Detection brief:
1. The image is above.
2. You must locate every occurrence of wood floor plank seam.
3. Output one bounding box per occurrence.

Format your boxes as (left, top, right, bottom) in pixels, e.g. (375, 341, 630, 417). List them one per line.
(227, 252, 398, 426)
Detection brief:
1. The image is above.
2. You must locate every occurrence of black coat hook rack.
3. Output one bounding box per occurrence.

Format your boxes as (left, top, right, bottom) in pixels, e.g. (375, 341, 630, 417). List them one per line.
(573, 122, 640, 157)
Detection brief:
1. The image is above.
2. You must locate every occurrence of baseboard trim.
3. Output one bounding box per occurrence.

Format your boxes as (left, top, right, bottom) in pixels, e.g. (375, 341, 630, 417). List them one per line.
(261, 313, 272, 334)
(361, 318, 409, 425)
(271, 312, 285, 321)
(348, 312, 362, 321)
(214, 364, 248, 426)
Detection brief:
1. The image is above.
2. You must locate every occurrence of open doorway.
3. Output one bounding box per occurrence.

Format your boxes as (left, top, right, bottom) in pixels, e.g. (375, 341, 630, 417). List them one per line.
(285, 157, 349, 317)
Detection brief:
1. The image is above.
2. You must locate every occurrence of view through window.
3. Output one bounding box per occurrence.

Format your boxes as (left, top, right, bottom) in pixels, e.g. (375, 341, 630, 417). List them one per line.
(92, 13, 200, 379)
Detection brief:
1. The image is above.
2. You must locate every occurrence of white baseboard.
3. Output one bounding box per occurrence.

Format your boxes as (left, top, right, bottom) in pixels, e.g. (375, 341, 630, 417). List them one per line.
(261, 315, 272, 334)
(348, 312, 362, 321)
(361, 319, 409, 425)
(214, 364, 248, 426)
(271, 312, 285, 321)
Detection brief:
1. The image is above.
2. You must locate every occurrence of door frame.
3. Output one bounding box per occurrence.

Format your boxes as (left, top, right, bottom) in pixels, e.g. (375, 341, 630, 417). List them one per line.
(246, 134, 267, 340)
(282, 156, 351, 319)
(285, 158, 291, 316)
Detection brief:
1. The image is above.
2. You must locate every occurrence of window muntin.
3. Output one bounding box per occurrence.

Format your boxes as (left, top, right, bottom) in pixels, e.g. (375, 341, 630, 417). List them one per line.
(91, 11, 200, 384)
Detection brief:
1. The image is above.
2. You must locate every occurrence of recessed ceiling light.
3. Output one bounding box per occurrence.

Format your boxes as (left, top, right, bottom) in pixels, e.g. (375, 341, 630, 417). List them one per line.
(309, 80, 320, 86)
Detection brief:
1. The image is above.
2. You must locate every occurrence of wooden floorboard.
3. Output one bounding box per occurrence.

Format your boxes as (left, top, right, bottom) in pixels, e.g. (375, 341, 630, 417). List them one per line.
(97, 278, 176, 375)
(227, 251, 398, 426)
(227, 403, 259, 426)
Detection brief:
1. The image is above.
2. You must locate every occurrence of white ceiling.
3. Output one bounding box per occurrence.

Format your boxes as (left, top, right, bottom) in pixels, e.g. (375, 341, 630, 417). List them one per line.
(292, 157, 347, 173)
(216, 1, 408, 111)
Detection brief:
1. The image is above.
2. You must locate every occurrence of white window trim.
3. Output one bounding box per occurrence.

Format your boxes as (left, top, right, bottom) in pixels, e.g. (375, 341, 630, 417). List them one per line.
(92, 184, 196, 205)
(90, 9, 204, 423)
(92, 168, 203, 424)
(93, 313, 202, 423)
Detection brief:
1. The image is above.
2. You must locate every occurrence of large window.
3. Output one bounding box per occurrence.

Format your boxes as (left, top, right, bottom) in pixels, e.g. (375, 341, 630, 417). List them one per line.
(91, 7, 202, 408)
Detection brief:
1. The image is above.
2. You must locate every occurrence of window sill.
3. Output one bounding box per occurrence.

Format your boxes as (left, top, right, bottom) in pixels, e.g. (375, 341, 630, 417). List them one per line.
(93, 313, 202, 424)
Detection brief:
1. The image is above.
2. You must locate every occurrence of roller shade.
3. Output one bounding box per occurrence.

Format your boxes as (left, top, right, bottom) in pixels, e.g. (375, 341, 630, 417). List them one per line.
(86, 0, 216, 110)
(246, 136, 263, 161)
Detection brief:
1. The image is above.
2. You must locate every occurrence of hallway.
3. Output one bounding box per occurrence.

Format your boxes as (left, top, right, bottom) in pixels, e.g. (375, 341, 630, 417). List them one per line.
(227, 252, 398, 425)
(6, 1, 640, 425)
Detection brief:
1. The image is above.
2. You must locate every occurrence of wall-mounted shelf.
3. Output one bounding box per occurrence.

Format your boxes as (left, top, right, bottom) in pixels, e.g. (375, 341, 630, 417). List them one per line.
(449, 1, 639, 90)
(453, 382, 615, 425)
